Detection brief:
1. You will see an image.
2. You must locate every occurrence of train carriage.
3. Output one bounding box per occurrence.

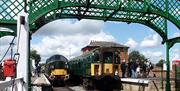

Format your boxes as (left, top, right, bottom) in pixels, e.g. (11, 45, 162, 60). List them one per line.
(68, 47, 123, 90)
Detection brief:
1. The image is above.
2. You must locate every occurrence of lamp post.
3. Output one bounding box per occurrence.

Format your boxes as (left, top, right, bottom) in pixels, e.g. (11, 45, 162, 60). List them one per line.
(161, 59, 164, 90)
(10, 42, 14, 59)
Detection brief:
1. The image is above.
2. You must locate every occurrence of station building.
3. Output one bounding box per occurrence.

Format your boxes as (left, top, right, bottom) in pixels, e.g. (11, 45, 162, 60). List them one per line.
(81, 41, 129, 63)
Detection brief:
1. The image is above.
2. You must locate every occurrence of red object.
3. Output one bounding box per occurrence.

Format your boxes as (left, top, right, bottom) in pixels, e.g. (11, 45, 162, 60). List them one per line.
(2, 59, 15, 78)
(172, 60, 180, 66)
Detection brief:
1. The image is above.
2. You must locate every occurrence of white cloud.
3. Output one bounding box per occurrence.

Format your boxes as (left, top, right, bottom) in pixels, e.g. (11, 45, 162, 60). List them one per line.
(142, 50, 163, 63)
(34, 19, 104, 36)
(142, 51, 163, 58)
(32, 32, 115, 60)
(32, 19, 115, 60)
(171, 48, 180, 60)
(0, 36, 15, 46)
(140, 34, 161, 48)
(124, 38, 138, 48)
(90, 32, 116, 42)
(172, 53, 180, 60)
(0, 36, 16, 60)
(173, 32, 180, 38)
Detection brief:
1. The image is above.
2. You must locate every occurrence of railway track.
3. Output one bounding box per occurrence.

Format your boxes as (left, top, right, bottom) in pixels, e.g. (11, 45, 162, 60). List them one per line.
(53, 87, 73, 91)
(53, 86, 88, 91)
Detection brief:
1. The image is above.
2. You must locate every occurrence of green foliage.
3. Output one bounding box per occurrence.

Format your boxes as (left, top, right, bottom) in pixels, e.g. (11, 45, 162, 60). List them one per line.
(128, 50, 148, 63)
(30, 50, 41, 66)
(156, 59, 164, 67)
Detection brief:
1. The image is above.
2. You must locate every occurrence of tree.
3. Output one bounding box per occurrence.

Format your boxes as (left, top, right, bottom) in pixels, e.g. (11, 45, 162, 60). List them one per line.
(128, 50, 148, 63)
(30, 50, 41, 67)
(156, 59, 164, 67)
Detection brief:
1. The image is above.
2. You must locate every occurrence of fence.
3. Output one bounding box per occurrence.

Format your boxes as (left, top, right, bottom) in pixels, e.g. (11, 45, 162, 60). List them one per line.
(0, 78, 26, 91)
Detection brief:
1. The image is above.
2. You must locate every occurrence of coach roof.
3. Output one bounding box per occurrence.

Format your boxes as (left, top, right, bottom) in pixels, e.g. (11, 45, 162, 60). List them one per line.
(46, 54, 68, 63)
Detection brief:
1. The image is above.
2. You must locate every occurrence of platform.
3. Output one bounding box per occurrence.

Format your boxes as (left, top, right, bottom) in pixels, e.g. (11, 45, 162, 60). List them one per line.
(32, 74, 51, 86)
(121, 78, 149, 86)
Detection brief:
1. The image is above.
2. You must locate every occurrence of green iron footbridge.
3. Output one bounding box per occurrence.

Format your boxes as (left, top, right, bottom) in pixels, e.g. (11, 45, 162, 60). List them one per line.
(0, 0, 179, 91)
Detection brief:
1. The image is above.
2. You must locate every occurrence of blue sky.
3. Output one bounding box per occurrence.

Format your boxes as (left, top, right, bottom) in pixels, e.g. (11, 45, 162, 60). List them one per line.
(0, 19, 179, 64)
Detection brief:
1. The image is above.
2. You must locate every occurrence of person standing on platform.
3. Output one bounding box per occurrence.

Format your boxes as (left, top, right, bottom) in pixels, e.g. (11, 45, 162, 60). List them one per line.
(36, 64, 41, 77)
(136, 65, 140, 78)
(121, 60, 127, 78)
(127, 61, 132, 77)
(131, 61, 137, 78)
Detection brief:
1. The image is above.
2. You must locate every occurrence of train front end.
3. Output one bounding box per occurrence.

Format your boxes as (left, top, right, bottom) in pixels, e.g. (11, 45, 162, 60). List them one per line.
(90, 47, 122, 90)
(45, 55, 69, 86)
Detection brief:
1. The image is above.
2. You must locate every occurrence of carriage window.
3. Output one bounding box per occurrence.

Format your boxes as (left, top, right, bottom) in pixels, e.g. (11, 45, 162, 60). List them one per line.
(78, 62, 81, 68)
(65, 62, 68, 68)
(92, 53, 99, 62)
(115, 53, 120, 64)
(103, 52, 113, 63)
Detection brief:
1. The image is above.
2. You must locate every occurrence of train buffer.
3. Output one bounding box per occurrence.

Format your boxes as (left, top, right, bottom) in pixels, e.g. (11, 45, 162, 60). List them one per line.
(32, 74, 52, 91)
(121, 78, 149, 86)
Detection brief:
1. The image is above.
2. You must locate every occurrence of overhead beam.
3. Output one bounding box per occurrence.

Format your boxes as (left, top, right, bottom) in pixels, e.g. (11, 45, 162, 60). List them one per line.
(82, 0, 91, 15)
(0, 31, 15, 38)
(77, 0, 93, 20)
(166, 37, 180, 49)
(104, 3, 122, 21)
(148, 15, 159, 22)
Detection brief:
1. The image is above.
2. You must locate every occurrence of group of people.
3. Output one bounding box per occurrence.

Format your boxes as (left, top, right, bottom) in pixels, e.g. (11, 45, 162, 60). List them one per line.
(120, 60, 153, 78)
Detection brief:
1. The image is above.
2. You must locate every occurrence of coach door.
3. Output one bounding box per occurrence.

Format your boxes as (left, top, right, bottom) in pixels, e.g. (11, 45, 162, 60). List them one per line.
(94, 65, 99, 75)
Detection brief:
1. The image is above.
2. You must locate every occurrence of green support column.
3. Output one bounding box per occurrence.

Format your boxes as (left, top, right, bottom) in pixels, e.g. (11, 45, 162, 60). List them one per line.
(166, 42, 171, 91)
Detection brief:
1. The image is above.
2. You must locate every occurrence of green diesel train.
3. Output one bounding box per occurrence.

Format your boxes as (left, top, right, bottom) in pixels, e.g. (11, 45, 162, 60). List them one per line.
(68, 47, 122, 90)
(45, 54, 69, 86)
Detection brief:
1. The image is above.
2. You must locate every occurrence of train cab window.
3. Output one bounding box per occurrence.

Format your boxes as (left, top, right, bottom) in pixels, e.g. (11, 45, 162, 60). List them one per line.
(50, 65, 55, 69)
(103, 52, 113, 63)
(87, 56, 90, 62)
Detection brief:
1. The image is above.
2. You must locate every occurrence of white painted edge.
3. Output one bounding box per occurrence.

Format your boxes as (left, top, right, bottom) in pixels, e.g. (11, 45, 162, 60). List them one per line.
(121, 78, 149, 84)
(42, 74, 51, 85)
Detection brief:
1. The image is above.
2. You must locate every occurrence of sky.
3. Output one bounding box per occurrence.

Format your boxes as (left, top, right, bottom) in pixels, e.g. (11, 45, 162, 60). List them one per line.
(0, 19, 179, 64)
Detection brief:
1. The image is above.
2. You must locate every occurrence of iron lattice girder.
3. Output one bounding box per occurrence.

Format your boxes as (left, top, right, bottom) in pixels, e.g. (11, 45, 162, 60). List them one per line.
(27, 0, 179, 42)
(29, 0, 168, 40)
(28, 0, 180, 28)
(32, 8, 167, 41)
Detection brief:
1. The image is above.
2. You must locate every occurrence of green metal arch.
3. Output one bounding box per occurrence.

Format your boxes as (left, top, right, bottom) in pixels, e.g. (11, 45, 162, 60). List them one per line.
(29, 6, 167, 41)
(0, 31, 15, 38)
(167, 37, 180, 49)
(29, 0, 180, 30)
(149, 4, 180, 29)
